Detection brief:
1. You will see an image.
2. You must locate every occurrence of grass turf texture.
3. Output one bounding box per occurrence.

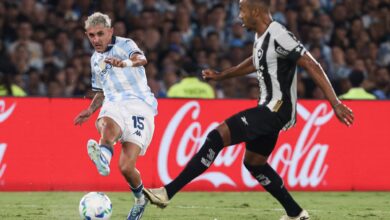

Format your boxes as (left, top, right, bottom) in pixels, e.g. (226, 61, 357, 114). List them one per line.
(0, 192, 389, 219)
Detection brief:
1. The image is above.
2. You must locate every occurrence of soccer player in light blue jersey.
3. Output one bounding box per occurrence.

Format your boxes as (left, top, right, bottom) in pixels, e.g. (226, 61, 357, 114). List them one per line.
(74, 12, 157, 220)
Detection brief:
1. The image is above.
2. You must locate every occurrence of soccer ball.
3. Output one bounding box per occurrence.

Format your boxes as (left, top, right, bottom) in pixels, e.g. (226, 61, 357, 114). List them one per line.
(79, 192, 112, 220)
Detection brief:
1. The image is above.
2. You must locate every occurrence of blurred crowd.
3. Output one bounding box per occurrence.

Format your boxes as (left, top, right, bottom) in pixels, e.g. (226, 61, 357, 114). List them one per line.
(0, 0, 389, 99)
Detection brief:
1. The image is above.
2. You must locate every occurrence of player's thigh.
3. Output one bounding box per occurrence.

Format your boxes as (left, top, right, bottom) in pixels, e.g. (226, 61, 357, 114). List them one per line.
(225, 106, 283, 145)
(96, 117, 122, 136)
(245, 132, 279, 160)
(96, 101, 125, 138)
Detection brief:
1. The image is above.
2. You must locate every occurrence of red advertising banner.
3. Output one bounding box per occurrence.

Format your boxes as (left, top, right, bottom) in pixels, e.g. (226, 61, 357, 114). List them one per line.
(0, 98, 389, 191)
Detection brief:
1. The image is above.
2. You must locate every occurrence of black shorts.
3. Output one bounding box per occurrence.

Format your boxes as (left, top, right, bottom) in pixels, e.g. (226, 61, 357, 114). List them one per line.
(225, 106, 285, 156)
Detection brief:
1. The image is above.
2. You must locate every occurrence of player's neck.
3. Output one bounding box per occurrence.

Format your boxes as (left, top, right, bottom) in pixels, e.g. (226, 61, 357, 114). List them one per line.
(255, 14, 273, 36)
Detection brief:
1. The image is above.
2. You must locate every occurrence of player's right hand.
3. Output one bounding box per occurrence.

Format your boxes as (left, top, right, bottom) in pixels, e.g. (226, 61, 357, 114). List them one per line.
(333, 102, 354, 127)
(202, 69, 219, 81)
(104, 57, 126, 67)
(74, 109, 93, 126)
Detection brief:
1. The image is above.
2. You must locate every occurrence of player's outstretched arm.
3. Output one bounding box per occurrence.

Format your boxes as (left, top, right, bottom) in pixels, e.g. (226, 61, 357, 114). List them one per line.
(128, 53, 147, 67)
(104, 53, 147, 68)
(202, 56, 255, 81)
(74, 91, 105, 126)
(297, 53, 354, 127)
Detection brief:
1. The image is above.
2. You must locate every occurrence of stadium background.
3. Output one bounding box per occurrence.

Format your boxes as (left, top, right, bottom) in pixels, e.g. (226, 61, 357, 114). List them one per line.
(0, 0, 389, 99)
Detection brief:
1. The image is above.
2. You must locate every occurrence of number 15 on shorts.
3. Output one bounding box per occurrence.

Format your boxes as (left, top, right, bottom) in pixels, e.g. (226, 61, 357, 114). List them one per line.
(132, 116, 144, 130)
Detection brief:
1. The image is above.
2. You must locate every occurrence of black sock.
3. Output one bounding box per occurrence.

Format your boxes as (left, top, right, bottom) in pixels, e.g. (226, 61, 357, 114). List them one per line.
(165, 130, 224, 199)
(130, 183, 143, 199)
(244, 163, 302, 217)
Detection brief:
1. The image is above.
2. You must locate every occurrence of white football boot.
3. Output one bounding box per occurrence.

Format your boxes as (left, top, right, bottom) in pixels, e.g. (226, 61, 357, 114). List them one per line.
(280, 210, 310, 220)
(87, 139, 110, 176)
(127, 197, 149, 220)
(143, 187, 170, 208)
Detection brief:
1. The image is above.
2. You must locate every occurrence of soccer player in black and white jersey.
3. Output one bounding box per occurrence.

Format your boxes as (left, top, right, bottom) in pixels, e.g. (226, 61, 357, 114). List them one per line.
(144, 0, 354, 219)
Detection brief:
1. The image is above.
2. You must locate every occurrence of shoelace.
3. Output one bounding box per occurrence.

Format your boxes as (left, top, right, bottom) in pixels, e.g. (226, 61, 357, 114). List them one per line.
(130, 198, 146, 216)
(130, 204, 144, 216)
(99, 154, 108, 165)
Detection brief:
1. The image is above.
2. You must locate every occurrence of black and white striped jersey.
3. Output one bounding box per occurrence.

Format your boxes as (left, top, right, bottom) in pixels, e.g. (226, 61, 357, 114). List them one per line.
(252, 21, 306, 130)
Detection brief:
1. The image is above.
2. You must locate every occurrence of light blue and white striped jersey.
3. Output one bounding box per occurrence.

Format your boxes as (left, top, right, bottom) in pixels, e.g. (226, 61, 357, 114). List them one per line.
(90, 36, 157, 115)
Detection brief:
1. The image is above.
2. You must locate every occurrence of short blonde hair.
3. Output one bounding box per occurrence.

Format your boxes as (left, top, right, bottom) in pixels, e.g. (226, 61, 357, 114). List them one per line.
(84, 12, 111, 29)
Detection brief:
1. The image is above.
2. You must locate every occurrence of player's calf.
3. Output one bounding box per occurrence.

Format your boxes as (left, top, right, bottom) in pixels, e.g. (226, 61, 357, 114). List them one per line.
(244, 162, 303, 217)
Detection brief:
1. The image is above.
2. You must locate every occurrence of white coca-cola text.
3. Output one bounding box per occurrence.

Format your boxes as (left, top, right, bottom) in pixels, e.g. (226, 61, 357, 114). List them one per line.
(0, 100, 16, 181)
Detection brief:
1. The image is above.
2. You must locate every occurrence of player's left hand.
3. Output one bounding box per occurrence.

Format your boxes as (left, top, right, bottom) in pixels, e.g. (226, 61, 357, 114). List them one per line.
(202, 69, 220, 81)
(74, 109, 93, 126)
(333, 102, 354, 127)
(104, 57, 126, 67)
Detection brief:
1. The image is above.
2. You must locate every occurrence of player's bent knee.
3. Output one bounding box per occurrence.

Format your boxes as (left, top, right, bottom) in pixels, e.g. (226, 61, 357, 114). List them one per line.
(99, 127, 121, 145)
(205, 129, 224, 151)
(215, 123, 231, 146)
(244, 149, 269, 165)
(99, 117, 121, 133)
(243, 156, 267, 167)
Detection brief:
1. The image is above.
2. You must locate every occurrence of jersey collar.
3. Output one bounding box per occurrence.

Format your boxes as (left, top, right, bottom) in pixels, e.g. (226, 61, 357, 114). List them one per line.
(104, 36, 117, 52)
(255, 21, 275, 40)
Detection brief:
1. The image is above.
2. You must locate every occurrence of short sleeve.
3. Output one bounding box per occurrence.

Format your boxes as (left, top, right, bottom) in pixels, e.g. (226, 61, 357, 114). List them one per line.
(121, 39, 144, 58)
(274, 31, 306, 62)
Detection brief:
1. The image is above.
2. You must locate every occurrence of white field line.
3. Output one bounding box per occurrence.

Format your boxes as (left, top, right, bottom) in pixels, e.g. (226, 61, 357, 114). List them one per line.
(173, 206, 390, 214)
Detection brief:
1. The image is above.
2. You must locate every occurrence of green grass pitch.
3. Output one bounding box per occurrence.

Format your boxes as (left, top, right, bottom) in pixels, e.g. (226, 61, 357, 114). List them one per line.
(1, 192, 389, 219)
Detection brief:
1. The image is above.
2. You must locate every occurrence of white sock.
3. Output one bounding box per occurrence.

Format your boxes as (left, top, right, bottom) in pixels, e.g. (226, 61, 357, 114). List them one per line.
(135, 195, 146, 205)
(131, 183, 146, 205)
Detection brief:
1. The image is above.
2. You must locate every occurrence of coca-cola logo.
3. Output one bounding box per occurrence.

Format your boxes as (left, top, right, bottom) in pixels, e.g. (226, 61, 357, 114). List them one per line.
(158, 101, 333, 189)
(268, 103, 332, 187)
(0, 100, 16, 183)
(0, 144, 6, 181)
(0, 100, 16, 123)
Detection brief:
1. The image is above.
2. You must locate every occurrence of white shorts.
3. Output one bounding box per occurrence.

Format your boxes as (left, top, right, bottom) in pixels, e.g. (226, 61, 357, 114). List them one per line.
(97, 99, 155, 155)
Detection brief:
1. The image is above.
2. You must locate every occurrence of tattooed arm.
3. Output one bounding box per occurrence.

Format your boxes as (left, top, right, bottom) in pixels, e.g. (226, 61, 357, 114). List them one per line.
(74, 91, 105, 125)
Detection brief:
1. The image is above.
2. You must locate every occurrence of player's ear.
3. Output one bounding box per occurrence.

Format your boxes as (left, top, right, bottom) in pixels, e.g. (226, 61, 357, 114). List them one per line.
(252, 8, 261, 17)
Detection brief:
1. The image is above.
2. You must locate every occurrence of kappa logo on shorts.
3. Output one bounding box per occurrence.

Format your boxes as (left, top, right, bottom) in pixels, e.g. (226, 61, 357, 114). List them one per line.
(133, 130, 142, 137)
